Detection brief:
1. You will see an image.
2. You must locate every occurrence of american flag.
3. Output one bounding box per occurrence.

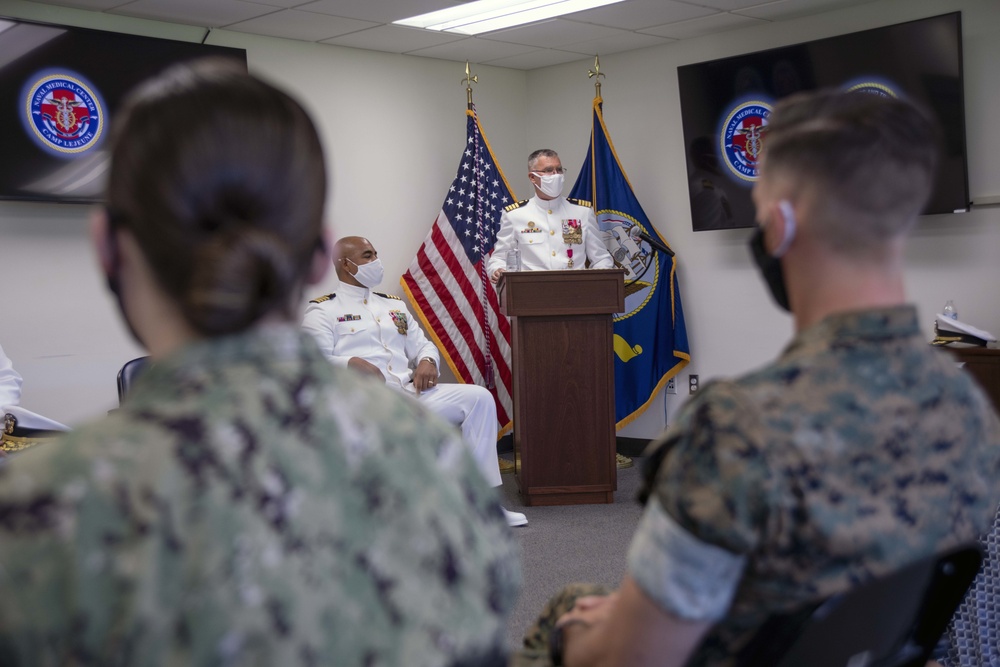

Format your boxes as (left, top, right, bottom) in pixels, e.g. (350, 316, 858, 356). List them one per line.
(400, 109, 517, 433)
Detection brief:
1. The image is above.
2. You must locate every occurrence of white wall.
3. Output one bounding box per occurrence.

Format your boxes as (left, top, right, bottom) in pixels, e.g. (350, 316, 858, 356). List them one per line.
(2, 0, 998, 438)
(0, 0, 528, 424)
(524, 0, 1000, 438)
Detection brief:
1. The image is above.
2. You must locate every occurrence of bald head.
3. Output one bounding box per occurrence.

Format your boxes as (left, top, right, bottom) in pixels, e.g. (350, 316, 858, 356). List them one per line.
(333, 236, 377, 286)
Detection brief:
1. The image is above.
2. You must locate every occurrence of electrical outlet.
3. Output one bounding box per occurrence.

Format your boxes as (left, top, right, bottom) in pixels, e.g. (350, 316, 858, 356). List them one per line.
(666, 377, 676, 394)
(689, 375, 699, 394)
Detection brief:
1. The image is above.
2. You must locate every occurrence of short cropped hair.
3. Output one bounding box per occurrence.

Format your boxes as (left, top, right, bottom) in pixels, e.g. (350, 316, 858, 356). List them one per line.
(761, 90, 938, 255)
(106, 58, 326, 336)
(528, 149, 559, 170)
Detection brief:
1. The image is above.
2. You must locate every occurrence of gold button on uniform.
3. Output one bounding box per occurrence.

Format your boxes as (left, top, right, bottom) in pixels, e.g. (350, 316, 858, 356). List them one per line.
(547, 209, 553, 214)
(551, 251, 556, 256)
(550, 230, 555, 235)
(388, 365, 393, 371)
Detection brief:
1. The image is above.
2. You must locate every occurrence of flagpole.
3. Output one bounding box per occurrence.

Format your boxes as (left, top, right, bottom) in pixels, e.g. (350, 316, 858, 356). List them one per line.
(461, 62, 497, 391)
(587, 54, 605, 99)
(462, 60, 478, 111)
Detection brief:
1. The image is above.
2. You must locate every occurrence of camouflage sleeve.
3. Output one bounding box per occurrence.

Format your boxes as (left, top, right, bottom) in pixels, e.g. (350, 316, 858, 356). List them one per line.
(650, 380, 776, 556)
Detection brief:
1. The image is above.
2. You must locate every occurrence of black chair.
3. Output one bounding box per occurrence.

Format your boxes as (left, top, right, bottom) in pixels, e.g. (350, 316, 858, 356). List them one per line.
(116, 356, 149, 405)
(735, 543, 983, 667)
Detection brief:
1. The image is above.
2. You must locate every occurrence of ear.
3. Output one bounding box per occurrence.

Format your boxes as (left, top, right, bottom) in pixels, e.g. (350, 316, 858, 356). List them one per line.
(90, 208, 118, 276)
(307, 228, 332, 285)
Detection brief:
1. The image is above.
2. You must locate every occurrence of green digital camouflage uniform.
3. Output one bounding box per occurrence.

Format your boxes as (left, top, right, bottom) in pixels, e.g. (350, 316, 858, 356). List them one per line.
(0, 325, 521, 667)
(515, 306, 1000, 667)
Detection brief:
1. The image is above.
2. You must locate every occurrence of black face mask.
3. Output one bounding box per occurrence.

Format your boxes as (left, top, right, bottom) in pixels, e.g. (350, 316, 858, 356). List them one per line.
(748, 226, 791, 312)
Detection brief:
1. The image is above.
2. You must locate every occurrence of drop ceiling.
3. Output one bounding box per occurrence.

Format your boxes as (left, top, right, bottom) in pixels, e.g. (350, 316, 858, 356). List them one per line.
(20, 0, 879, 69)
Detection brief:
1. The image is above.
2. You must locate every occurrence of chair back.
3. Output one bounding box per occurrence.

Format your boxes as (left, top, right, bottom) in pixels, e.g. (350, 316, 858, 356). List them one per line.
(736, 543, 983, 667)
(116, 356, 150, 405)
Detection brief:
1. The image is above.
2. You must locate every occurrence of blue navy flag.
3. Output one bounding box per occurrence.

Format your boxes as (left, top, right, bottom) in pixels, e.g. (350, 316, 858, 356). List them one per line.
(569, 96, 690, 428)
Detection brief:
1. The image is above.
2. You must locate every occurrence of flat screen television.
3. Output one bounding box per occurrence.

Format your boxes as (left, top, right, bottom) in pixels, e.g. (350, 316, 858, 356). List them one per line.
(0, 17, 247, 204)
(677, 12, 968, 232)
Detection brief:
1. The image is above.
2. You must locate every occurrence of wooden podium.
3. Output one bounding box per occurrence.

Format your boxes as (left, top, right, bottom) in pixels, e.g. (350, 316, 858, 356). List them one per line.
(499, 269, 625, 506)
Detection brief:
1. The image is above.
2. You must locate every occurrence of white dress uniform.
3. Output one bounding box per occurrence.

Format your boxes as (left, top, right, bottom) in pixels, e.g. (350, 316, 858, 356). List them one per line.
(486, 195, 615, 275)
(0, 343, 22, 409)
(302, 283, 502, 487)
(1, 342, 69, 455)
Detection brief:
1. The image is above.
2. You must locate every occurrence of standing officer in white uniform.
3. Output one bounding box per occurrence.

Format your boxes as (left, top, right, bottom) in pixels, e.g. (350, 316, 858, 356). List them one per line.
(303, 236, 527, 527)
(488, 149, 614, 283)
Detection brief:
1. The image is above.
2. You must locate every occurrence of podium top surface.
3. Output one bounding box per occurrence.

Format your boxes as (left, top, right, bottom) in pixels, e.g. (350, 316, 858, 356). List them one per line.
(499, 268, 625, 317)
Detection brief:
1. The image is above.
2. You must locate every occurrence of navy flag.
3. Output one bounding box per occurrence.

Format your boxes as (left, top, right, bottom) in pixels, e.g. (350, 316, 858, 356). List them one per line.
(569, 96, 690, 428)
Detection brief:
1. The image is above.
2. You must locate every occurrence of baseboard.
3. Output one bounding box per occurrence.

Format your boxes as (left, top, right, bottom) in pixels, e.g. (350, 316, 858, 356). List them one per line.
(496, 434, 651, 458)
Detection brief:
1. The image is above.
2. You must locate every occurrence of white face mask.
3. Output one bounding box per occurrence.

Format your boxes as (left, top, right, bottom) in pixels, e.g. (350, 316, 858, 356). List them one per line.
(532, 172, 564, 198)
(347, 257, 384, 288)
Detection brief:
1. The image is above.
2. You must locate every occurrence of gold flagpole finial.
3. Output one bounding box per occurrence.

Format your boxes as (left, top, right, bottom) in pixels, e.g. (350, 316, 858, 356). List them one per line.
(462, 61, 479, 110)
(587, 54, 605, 98)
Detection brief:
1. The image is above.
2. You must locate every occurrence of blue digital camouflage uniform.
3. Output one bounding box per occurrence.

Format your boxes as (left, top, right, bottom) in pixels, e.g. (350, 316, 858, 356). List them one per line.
(0, 325, 520, 666)
(634, 305, 1000, 666)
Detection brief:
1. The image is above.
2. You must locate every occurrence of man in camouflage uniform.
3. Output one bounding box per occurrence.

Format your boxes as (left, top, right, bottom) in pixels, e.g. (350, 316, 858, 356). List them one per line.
(515, 91, 1000, 667)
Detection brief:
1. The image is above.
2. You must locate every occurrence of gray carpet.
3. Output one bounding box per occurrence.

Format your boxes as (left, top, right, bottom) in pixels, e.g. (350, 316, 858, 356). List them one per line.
(496, 458, 647, 652)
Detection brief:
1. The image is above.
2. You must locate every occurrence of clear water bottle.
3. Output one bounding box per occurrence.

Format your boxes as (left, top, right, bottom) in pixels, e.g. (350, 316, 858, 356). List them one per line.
(505, 248, 521, 272)
(943, 300, 958, 320)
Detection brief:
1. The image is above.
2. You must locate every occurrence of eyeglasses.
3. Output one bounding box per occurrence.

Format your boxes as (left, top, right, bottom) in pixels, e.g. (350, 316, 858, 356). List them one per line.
(534, 167, 567, 175)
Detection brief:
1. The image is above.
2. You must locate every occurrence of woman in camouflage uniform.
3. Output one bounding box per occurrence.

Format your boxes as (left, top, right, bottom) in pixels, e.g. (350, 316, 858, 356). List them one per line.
(0, 59, 519, 666)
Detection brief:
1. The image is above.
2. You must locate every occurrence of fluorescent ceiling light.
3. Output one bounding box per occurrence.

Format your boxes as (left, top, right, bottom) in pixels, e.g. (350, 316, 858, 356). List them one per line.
(394, 0, 626, 35)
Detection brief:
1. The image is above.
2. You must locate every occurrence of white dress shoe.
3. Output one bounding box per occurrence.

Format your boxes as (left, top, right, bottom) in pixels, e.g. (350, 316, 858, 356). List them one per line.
(502, 507, 528, 527)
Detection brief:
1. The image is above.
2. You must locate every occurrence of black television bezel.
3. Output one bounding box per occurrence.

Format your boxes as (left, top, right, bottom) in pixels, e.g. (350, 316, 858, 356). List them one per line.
(677, 12, 969, 232)
(0, 15, 248, 205)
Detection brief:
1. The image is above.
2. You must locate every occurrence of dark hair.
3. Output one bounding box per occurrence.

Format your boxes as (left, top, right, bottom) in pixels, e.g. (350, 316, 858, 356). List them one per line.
(528, 149, 558, 169)
(106, 58, 327, 336)
(762, 90, 938, 252)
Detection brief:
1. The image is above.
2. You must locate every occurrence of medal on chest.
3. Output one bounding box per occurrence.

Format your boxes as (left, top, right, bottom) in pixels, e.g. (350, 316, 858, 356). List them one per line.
(389, 310, 408, 335)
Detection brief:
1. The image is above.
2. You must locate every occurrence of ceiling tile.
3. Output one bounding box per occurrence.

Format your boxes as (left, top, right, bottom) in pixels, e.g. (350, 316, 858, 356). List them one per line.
(109, 0, 277, 28)
(227, 9, 377, 40)
(322, 24, 466, 53)
(480, 18, 629, 49)
(483, 48, 590, 71)
(639, 12, 766, 40)
(23, 0, 133, 9)
(296, 0, 465, 24)
(734, 0, 877, 21)
(565, 0, 717, 31)
(240, 0, 317, 9)
(685, 0, 781, 9)
(567, 30, 673, 56)
(407, 37, 540, 64)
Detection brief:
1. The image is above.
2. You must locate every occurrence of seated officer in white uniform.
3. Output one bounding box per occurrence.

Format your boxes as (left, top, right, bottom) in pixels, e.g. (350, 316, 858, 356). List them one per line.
(487, 148, 614, 284)
(303, 236, 527, 527)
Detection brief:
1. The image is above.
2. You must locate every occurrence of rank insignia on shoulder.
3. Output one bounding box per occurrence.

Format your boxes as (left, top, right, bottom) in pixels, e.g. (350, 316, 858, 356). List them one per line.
(505, 199, 529, 212)
(567, 197, 593, 208)
(374, 292, 402, 301)
(309, 293, 336, 304)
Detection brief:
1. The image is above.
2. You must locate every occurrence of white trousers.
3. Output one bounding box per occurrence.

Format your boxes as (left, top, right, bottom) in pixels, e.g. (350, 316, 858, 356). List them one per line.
(403, 382, 502, 487)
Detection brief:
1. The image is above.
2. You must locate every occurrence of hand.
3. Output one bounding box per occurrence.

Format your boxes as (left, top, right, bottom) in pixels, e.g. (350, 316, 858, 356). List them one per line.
(490, 268, 505, 284)
(412, 359, 438, 395)
(347, 357, 385, 382)
(556, 592, 618, 666)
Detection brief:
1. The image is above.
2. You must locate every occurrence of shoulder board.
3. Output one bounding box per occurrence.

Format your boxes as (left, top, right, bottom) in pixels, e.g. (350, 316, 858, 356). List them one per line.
(567, 197, 592, 208)
(309, 293, 336, 304)
(374, 292, 402, 301)
(504, 199, 529, 213)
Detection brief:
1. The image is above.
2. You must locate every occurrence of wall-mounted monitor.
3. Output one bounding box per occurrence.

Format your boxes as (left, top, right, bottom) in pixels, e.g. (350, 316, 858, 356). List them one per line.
(0, 17, 247, 204)
(677, 12, 968, 232)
